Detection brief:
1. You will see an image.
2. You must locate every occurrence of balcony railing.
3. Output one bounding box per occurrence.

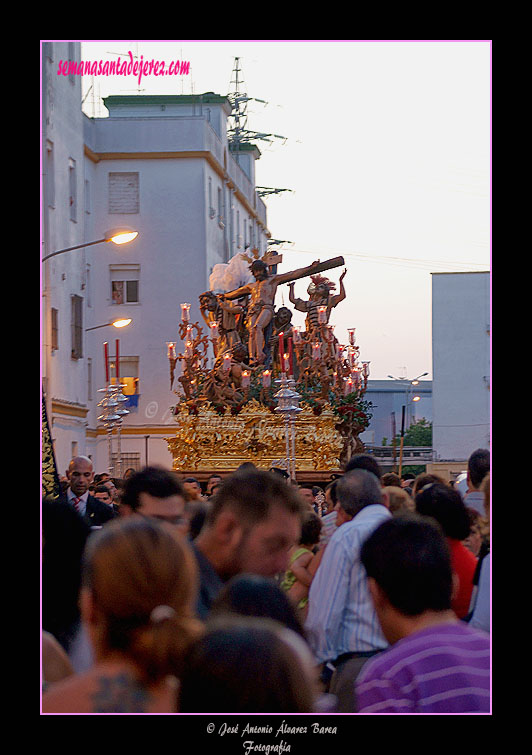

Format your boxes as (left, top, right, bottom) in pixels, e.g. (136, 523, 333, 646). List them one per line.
(365, 446, 433, 464)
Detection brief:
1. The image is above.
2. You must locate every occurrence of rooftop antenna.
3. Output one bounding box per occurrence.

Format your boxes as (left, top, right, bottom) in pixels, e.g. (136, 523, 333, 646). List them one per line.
(227, 57, 292, 202)
(256, 186, 294, 198)
(227, 57, 287, 149)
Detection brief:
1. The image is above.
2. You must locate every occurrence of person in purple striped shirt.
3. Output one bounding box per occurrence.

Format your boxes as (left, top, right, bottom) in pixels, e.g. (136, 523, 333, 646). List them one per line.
(355, 515, 490, 714)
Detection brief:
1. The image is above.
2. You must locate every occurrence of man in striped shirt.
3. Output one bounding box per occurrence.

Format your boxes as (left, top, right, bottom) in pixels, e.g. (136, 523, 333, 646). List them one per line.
(355, 515, 490, 713)
(305, 469, 392, 712)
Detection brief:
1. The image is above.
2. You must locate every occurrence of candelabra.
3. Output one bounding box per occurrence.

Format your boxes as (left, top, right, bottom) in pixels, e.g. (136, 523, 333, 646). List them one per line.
(97, 383, 129, 476)
(274, 374, 302, 480)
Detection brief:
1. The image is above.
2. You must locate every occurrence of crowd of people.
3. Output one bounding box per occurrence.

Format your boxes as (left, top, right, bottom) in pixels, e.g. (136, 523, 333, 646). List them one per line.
(41, 448, 491, 714)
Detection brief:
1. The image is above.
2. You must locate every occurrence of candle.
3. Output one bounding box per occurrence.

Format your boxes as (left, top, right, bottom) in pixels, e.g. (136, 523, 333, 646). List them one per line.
(346, 377, 354, 394)
(317, 305, 327, 324)
(262, 370, 271, 388)
(288, 337, 294, 376)
(223, 353, 231, 371)
(167, 342, 176, 359)
(292, 326, 301, 344)
(180, 303, 191, 322)
(242, 370, 250, 388)
(210, 321, 219, 340)
(363, 361, 370, 378)
(278, 331, 285, 366)
(312, 342, 321, 360)
(283, 352, 290, 374)
(185, 340, 193, 357)
(115, 339, 120, 382)
(104, 342, 109, 384)
(348, 328, 356, 346)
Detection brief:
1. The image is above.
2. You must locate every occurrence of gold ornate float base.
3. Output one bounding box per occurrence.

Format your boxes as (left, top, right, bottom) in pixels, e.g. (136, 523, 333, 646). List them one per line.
(166, 399, 344, 473)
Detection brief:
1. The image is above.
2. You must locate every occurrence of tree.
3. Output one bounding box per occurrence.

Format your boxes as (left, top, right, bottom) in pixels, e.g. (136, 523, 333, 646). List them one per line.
(396, 418, 432, 447)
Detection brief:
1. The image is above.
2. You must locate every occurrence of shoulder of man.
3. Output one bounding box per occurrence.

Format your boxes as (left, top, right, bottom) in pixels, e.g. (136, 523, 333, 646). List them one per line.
(86, 495, 116, 521)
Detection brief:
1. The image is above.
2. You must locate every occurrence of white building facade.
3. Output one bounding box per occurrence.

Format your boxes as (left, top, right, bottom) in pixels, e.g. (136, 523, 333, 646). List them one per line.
(42, 45, 270, 476)
(42, 41, 93, 474)
(431, 271, 490, 462)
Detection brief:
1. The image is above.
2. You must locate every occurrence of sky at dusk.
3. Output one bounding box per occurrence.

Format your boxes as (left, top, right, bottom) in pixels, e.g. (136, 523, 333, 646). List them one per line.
(79, 39, 491, 381)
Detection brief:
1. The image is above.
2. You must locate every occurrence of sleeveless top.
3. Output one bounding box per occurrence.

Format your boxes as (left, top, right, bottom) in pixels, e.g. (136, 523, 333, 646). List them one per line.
(280, 547, 313, 607)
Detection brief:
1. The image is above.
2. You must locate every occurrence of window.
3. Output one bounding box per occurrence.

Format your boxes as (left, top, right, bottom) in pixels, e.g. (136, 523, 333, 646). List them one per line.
(85, 264, 92, 308)
(68, 42, 76, 83)
(111, 280, 138, 304)
(208, 176, 215, 218)
(111, 452, 141, 475)
(108, 172, 140, 214)
(71, 295, 83, 359)
(217, 187, 224, 227)
(45, 141, 55, 208)
(85, 179, 91, 215)
(69, 158, 77, 222)
(87, 358, 93, 402)
(110, 265, 140, 305)
(51, 308, 59, 352)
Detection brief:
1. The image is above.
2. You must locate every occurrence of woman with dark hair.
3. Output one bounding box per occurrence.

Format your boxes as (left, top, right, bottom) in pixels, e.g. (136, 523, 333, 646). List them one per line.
(42, 518, 203, 713)
(178, 616, 320, 713)
(415, 483, 478, 620)
(211, 573, 306, 638)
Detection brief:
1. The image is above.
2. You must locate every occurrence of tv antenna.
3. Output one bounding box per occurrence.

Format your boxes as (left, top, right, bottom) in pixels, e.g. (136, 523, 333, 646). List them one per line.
(256, 186, 294, 198)
(227, 57, 288, 149)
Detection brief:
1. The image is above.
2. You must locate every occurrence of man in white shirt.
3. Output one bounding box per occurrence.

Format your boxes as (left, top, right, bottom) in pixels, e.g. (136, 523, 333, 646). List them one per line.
(305, 468, 391, 712)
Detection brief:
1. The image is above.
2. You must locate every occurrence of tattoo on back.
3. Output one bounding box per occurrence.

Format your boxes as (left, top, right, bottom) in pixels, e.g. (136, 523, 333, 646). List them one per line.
(91, 672, 151, 713)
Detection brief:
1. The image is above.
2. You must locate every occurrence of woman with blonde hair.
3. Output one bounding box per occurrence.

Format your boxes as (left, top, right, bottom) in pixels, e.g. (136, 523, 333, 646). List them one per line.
(383, 486, 415, 516)
(42, 518, 203, 713)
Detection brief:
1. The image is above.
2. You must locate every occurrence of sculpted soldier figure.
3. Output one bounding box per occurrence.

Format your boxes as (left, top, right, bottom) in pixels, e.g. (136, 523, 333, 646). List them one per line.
(220, 256, 344, 366)
(288, 268, 347, 332)
(199, 290, 244, 356)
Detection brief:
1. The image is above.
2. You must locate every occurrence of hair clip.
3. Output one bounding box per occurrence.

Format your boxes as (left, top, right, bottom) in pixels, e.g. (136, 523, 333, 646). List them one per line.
(150, 605, 176, 624)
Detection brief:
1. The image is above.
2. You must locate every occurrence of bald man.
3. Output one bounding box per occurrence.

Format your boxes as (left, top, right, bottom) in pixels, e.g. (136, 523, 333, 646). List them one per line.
(64, 456, 116, 527)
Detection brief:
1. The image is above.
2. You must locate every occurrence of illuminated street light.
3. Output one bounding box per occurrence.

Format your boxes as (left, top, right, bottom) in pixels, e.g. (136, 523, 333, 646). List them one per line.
(387, 372, 428, 430)
(42, 227, 138, 262)
(85, 318, 132, 332)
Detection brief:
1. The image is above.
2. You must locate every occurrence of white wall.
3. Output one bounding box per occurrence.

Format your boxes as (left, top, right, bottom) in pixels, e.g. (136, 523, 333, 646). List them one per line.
(42, 42, 92, 472)
(431, 272, 490, 461)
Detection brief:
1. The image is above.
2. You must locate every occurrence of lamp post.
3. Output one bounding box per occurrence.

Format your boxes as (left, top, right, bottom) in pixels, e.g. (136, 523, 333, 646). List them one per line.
(42, 228, 138, 262)
(85, 318, 132, 332)
(387, 372, 428, 430)
(42, 228, 138, 410)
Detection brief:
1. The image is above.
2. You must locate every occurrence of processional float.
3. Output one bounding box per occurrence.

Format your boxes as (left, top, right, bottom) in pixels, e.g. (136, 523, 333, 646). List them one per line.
(165, 250, 373, 477)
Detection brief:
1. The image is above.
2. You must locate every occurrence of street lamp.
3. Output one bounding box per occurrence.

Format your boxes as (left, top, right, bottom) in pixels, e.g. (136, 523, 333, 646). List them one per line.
(387, 372, 428, 430)
(85, 318, 132, 332)
(42, 227, 138, 262)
